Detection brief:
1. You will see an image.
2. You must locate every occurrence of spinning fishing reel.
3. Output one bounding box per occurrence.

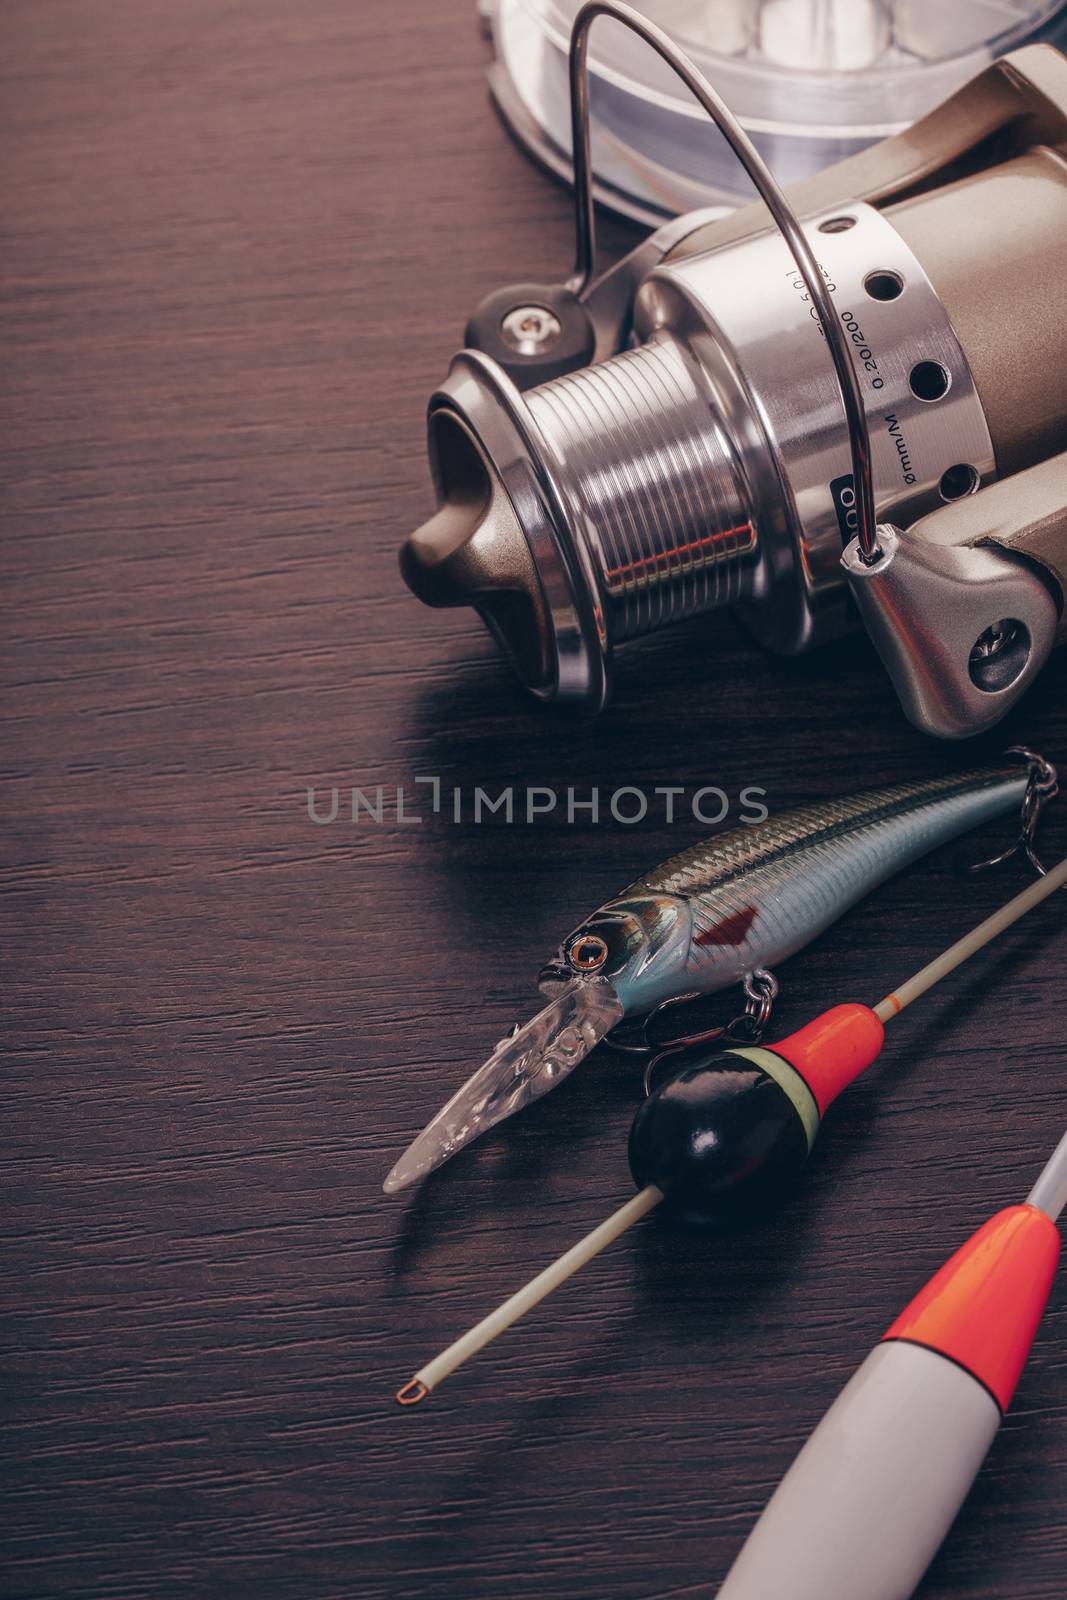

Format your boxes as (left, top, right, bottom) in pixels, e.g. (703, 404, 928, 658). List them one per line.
(400, 1, 1067, 737)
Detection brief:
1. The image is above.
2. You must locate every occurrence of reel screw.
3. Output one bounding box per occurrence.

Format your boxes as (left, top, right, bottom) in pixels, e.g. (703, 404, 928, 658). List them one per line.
(499, 304, 563, 356)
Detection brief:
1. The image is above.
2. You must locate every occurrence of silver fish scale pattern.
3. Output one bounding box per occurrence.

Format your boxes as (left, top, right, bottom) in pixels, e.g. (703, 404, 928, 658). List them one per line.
(623, 767, 1026, 976)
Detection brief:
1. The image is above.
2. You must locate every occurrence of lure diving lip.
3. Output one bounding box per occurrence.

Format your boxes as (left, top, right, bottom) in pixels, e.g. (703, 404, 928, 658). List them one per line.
(384, 757, 1052, 1195)
(381, 977, 623, 1194)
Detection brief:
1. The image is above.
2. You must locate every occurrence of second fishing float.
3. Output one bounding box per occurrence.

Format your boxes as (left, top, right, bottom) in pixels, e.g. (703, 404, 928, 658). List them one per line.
(712, 1123, 1067, 1599)
(396, 840, 1066, 1404)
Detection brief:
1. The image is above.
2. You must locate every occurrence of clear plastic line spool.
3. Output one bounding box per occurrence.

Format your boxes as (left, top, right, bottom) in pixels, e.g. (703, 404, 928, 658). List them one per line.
(482, 0, 1067, 223)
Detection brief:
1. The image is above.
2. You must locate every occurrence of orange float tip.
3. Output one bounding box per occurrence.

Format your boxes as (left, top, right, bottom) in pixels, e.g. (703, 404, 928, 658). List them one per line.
(767, 1003, 885, 1117)
(882, 1204, 1060, 1412)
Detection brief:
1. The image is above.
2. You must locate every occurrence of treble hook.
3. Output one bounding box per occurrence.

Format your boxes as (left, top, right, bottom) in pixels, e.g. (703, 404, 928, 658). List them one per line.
(966, 747, 1059, 877)
(604, 969, 779, 1059)
(640, 970, 780, 1098)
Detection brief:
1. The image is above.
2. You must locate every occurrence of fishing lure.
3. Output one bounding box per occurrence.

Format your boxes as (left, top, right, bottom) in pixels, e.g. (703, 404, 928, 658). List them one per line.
(384, 751, 1057, 1195)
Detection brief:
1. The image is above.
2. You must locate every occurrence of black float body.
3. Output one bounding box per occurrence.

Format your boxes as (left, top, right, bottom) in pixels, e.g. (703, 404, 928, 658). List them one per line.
(628, 1047, 813, 1226)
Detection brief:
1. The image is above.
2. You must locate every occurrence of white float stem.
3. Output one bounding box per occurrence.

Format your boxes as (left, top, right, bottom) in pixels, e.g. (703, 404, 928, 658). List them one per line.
(874, 855, 1067, 1025)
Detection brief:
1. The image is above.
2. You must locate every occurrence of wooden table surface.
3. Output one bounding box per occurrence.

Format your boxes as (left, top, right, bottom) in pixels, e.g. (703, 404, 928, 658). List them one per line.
(3, 3, 1066, 1597)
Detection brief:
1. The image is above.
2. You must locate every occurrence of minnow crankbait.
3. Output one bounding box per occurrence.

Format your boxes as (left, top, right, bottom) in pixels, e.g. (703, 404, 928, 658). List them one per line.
(384, 753, 1056, 1195)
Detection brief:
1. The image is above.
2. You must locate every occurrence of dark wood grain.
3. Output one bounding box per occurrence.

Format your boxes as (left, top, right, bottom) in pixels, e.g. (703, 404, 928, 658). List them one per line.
(1, 3, 1065, 1597)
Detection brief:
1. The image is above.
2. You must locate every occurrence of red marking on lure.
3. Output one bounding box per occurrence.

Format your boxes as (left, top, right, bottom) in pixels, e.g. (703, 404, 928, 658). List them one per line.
(694, 904, 758, 947)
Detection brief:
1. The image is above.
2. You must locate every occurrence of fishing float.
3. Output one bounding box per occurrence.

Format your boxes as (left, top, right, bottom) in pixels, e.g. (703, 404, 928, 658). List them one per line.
(715, 1123, 1067, 1598)
(396, 853, 1067, 1405)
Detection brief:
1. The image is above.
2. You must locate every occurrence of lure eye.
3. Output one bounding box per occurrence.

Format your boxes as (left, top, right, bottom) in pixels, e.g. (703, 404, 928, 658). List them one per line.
(567, 933, 609, 972)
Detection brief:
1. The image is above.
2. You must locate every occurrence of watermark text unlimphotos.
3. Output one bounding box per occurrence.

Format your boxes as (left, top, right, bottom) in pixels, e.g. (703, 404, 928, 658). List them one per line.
(306, 778, 769, 827)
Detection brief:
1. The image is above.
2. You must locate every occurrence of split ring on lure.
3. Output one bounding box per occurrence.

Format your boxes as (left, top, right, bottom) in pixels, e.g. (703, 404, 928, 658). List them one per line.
(383, 751, 1057, 1195)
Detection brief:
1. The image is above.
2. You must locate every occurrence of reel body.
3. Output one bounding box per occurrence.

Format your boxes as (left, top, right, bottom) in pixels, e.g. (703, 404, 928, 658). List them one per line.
(401, 22, 1067, 736)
